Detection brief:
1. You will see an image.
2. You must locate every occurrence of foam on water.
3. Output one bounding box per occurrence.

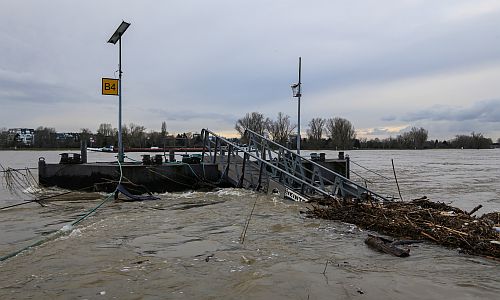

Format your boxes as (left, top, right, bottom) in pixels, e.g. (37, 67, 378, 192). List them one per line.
(60, 224, 74, 232)
(22, 185, 43, 195)
(208, 188, 255, 197)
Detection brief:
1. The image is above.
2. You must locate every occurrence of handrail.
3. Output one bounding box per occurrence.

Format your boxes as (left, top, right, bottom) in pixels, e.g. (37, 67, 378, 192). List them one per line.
(202, 128, 389, 202)
(201, 129, 337, 198)
(243, 128, 389, 201)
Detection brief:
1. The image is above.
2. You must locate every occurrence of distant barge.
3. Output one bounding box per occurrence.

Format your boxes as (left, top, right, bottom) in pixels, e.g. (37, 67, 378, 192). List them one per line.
(87, 146, 205, 153)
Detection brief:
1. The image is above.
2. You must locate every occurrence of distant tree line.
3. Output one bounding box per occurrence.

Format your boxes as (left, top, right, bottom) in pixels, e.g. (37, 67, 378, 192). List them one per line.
(234, 112, 358, 150)
(1, 117, 497, 150)
(0, 122, 203, 149)
(355, 131, 494, 150)
(234, 112, 497, 150)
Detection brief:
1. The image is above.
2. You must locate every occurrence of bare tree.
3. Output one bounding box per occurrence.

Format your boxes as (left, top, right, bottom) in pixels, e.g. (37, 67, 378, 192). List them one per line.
(397, 127, 428, 149)
(129, 123, 146, 147)
(161, 121, 167, 136)
(325, 117, 356, 149)
(267, 112, 296, 145)
(34, 127, 56, 148)
(96, 123, 117, 147)
(451, 132, 492, 149)
(120, 124, 129, 145)
(409, 127, 428, 149)
(0, 128, 8, 148)
(235, 112, 270, 138)
(160, 121, 168, 149)
(79, 128, 92, 144)
(97, 123, 114, 137)
(307, 117, 325, 141)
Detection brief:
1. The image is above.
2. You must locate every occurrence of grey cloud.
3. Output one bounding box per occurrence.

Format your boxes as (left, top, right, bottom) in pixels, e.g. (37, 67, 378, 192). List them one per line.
(400, 99, 500, 123)
(381, 115, 396, 121)
(308, 13, 500, 92)
(0, 68, 97, 104)
(365, 127, 405, 136)
(148, 108, 238, 124)
(368, 128, 391, 136)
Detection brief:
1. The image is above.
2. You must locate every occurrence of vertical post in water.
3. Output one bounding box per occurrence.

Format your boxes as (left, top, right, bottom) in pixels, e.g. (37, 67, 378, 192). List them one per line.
(392, 158, 403, 201)
(80, 140, 87, 164)
(297, 57, 302, 155)
(118, 37, 123, 162)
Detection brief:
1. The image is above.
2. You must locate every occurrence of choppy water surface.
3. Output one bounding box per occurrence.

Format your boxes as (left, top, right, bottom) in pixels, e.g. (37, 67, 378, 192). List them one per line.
(0, 149, 499, 299)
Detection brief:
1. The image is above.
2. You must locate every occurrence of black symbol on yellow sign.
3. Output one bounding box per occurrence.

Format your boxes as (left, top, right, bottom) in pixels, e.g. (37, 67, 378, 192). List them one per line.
(102, 78, 119, 96)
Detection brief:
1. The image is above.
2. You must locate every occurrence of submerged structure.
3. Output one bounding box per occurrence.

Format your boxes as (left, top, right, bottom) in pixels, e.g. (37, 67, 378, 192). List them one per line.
(38, 128, 386, 202)
(38, 158, 220, 194)
(35, 129, 500, 258)
(200, 128, 387, 202)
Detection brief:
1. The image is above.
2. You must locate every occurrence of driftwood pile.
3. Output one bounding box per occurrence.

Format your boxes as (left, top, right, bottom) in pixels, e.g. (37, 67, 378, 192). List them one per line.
(308, 197, 500, 259)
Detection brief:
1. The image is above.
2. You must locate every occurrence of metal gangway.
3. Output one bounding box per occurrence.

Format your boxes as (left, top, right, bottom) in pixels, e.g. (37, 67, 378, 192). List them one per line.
(201, 128, 388, 202)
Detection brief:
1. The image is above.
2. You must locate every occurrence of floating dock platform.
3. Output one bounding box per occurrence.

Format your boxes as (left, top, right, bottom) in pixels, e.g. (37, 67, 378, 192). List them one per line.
(38, 129, 389, 203)
(38, 155, 221, 194)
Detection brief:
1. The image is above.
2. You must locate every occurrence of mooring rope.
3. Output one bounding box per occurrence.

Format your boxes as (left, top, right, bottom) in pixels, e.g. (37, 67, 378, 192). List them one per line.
(0, 184, 105, 211)
(183, 163, 219, 187)
(349, 159, 392, 181)
(0, 167, 38, 173)
(146, 166, 196, 188)
(350, 169, 373, 184)
(146, 162, 220, 189)
(0, 159, 124, 262)
(0, 200, 43, 210)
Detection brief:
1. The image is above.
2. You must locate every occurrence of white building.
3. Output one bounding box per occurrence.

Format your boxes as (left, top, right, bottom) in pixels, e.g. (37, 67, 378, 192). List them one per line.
(8, 128, 35, 146)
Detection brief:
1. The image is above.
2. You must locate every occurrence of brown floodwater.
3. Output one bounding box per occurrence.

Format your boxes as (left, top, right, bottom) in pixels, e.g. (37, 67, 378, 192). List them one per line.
(0, 149, 499, 299)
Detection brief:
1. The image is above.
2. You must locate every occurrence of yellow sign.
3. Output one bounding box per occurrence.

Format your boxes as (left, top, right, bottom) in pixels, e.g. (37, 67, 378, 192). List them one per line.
(102, 78, 119, 96)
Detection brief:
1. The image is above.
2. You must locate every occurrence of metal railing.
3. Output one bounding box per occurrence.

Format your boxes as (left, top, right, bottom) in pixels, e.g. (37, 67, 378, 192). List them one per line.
(201, 128, 388, 202)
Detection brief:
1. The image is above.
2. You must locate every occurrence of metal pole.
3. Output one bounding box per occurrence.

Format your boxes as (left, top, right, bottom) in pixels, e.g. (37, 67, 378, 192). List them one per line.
(297, 57, 301, 155)
(118, 37, 124, 162)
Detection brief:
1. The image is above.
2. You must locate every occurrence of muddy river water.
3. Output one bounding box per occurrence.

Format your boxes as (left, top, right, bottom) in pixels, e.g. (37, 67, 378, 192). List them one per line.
(0, 149, 499, 299)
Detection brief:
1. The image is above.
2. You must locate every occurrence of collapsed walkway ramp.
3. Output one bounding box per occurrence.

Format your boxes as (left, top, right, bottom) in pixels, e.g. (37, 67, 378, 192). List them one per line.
(201, 128, 388, 202)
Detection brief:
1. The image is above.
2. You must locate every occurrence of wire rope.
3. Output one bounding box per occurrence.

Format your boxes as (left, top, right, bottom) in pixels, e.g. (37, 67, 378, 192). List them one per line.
(0, 159, 124, 262)
(350, 159, 392, 181)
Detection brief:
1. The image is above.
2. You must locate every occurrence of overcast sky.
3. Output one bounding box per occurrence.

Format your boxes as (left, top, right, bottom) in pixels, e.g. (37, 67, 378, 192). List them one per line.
(1, 0, 500, 140)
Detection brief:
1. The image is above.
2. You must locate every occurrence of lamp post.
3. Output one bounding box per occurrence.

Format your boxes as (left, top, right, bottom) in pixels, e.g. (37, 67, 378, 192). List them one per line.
(291, 57, 302, 155)
(107, 21, 130, 163)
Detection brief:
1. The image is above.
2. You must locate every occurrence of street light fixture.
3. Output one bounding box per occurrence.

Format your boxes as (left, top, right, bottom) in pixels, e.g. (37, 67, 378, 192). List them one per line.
(291, 57, 302, 154)
(107, 21, 130, 163)
(108, 21, 130, 44)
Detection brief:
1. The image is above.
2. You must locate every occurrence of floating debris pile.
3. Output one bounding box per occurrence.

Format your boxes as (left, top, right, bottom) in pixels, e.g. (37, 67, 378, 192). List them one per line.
(307, 197, 500, 258)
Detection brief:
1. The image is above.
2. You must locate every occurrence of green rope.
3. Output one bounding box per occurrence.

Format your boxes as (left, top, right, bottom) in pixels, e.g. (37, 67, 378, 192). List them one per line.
(70, 193, 115, 226)
(71, 159, 123, 226)
(0, 159, 124, 262)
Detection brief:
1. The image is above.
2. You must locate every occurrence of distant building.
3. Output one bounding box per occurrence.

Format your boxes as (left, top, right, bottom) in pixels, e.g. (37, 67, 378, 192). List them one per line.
(7, 128, 35, 146)
(55, 132, 80, 141)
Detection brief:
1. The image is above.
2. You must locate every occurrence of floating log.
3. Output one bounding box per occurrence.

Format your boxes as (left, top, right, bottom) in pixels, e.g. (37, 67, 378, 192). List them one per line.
(468, 204, 483, 216)
(365, 235, 410, 257)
